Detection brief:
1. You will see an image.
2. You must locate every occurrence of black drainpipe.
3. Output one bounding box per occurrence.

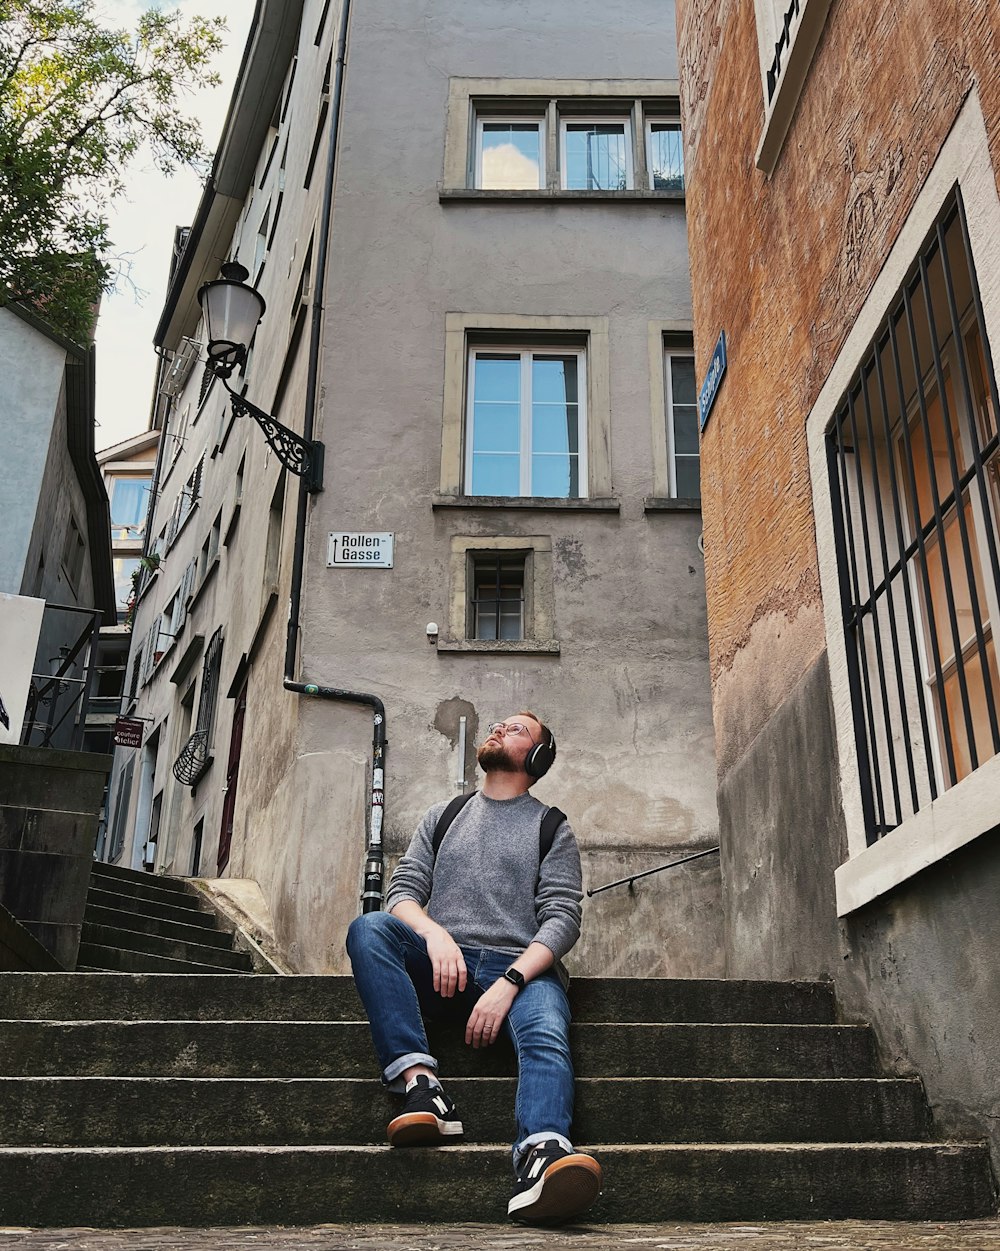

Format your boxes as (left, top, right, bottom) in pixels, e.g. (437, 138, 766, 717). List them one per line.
(282, 0, 386, 914)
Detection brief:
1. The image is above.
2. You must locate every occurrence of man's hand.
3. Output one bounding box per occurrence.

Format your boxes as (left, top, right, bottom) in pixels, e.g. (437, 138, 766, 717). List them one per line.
(465, 977, 518, 1049)
(424, 927, 467, 997)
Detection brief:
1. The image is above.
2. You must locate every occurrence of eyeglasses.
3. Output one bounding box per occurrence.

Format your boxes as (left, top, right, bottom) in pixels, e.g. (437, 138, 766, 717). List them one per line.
(487, 721, 533, 739)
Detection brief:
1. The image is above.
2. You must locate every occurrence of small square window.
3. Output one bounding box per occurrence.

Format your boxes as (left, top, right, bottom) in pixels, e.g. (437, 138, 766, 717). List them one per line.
(665, 353, 700, 499)
(646, 120, 684, 192)
(561, 119, 633, 190)
(468, 552, 526, 641)
(476, 118, 544, 189)
(465, 347, 587, 499)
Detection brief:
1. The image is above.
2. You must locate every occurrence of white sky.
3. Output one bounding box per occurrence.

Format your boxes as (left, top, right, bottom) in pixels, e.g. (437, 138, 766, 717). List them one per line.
(93, 2, 253, 455)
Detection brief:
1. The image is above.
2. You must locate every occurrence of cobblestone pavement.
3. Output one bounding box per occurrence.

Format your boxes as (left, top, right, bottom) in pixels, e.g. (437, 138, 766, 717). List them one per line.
(0, 1224, 998, 1250)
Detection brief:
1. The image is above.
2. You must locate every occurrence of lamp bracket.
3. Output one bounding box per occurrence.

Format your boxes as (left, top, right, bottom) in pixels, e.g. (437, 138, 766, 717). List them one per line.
(220, 376, 324, 492)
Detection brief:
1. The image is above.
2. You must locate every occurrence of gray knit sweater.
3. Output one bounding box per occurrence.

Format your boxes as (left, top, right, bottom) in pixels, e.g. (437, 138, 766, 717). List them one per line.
(385, 791, 583, 963)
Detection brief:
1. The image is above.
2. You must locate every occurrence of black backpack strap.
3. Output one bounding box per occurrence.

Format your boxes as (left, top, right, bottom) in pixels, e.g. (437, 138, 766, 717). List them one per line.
(539, 806, 565, 861)
(431, 790, 476, 860)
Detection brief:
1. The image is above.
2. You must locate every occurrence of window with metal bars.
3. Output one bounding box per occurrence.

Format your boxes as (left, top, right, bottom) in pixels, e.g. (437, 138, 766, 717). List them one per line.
(468, 553, 526, 641)
(827, 189, 1000, 845)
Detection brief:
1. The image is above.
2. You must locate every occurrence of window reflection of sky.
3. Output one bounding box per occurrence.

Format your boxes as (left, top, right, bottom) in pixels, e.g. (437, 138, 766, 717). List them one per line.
(481, 124, 541, 189)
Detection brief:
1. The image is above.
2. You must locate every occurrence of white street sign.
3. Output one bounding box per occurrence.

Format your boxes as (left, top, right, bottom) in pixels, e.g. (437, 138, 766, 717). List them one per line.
(327, 532, 394, 568)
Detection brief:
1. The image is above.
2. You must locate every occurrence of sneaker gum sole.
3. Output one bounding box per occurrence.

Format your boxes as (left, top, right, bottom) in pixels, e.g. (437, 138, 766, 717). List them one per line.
(509, 1154, 603, 1224)
(386, 1112, 465, 1147)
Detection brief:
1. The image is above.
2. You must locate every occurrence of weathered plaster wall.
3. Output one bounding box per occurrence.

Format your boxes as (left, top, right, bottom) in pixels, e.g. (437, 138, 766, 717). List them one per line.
(117, 0, 721, 978)
(0, 309, 67, 594)
(721, 652, 1000, 1174)
(286, 0, 722, 976)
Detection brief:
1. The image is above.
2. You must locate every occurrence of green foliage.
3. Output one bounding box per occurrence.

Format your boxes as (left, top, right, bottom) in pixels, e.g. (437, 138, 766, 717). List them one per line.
(0, 1, 224, 343)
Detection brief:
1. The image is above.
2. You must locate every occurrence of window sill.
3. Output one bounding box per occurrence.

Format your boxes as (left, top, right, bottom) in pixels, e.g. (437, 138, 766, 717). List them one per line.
(433, 494, 620, 513)
(755, 0, 834, 176)
(437, 639, 560, 655)
(834, 753, 1000, 916)
(440, 188, 684, 204)
(644, 496, 701, 512)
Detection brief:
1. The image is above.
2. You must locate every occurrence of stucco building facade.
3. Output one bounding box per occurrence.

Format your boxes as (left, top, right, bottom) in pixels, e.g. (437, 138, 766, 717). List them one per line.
(0, 301, 114, 749)
(105, 0, 722, 978)
(677, 0, 1000, 1167)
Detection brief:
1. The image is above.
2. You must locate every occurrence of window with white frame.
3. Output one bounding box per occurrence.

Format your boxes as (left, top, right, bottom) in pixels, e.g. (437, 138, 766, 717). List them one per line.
(476, 117, 545, 190)
(646, 119, 684, 192)
(825, 190, 1000, 845)
(561, 119, 632, 191)
(465, 347, 587, 499)
(665, 352, 700, 498)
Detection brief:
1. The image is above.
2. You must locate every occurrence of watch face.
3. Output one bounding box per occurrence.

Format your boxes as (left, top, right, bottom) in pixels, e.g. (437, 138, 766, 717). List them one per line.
(504, 967, 525, 987)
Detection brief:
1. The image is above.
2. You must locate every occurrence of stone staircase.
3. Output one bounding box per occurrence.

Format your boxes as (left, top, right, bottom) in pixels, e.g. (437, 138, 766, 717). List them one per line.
(0, 970, 993, 1225)
(78, 862, 255, 974)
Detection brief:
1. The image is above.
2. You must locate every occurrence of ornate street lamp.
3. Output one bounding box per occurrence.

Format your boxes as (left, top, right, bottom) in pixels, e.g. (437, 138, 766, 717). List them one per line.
(197, 262, 324, 492)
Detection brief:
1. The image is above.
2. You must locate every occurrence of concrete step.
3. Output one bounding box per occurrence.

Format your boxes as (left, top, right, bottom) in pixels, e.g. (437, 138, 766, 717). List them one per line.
(75, 944, 252, 975)
(85, 887, 218, 929)
(0, 1142, 991, 1225)
(86, 873, 206, 913)
(0, 1020, 879, 1078)
(91, 863, 195, 897)
(80, 924, 251, 972)
(83, 903, 234, 950)
(0, 1076, 930, 1147)
(0, 973, 835, 1024)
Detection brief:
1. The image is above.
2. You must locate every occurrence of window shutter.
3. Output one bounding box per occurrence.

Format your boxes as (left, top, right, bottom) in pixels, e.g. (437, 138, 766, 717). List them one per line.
(177, 558, 198, 632)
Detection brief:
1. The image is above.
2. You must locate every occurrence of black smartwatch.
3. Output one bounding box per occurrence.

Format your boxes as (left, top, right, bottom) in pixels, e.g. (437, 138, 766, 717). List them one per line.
(503, 966, 525, 990)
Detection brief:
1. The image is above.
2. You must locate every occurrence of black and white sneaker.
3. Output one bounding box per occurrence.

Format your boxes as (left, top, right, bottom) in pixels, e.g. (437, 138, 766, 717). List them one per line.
(386, 1074, 464, 1147)
(508, 1139, 603, 1224)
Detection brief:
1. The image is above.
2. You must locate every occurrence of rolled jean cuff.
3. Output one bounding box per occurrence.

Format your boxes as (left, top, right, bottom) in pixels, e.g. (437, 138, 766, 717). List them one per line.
(383, 1051, 437, 1093)
(514, 1131, 574, 1168)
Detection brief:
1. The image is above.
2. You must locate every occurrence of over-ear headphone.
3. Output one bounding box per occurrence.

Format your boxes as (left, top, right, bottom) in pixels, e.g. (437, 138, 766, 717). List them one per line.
(525, 726, 557, 778)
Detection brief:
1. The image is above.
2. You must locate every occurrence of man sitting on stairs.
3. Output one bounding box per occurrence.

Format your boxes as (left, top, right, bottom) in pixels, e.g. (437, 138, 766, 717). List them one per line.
(347, 710, 602, 1225)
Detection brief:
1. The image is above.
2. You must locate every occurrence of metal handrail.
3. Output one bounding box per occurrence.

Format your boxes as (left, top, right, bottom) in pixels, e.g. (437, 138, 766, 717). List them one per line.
(586, 846, 720, 897)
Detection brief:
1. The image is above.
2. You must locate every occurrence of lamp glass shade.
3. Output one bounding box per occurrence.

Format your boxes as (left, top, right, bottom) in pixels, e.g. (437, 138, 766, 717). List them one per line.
(198, 277, 265, 352)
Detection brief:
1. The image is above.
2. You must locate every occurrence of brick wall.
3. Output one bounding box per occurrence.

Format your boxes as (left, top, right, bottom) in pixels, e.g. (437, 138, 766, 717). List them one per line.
(676, 0, 1000, 772)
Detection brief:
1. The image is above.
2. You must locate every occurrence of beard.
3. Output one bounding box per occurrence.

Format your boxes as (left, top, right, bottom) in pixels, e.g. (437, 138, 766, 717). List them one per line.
(476, 740, 520, 773)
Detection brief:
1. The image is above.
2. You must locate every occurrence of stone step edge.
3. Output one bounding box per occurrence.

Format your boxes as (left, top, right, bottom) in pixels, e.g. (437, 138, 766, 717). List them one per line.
(84, 889, 216, 925)
(76, 945, 253, 976)
(80, 923, 243, 962)
(83, 906, 233, 948)
(0, 972, 836, 991)
(0, 1075, 918, 1085)
(91, 865, 197, 896)
(0, 1141, 983, 1154)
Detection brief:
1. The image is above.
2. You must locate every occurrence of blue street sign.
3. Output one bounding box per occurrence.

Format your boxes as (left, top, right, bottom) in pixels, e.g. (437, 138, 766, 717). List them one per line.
(698, 330, 727, 432)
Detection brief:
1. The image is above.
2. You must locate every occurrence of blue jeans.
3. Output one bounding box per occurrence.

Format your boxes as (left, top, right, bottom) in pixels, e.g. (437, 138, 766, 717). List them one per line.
(346, 910, 575, 1164)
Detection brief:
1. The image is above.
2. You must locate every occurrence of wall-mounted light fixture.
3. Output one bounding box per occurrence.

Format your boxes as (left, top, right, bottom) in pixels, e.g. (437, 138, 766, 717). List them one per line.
(198, 261, 324, 492)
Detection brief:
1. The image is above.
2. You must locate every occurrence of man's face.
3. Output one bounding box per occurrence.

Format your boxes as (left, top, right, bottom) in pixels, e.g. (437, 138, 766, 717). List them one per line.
(476, 716, 539, 774)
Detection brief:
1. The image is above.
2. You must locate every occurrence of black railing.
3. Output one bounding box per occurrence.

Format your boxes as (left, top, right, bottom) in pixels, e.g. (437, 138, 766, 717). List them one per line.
(827, 189, 1000, 844)
(20, 603, 103, 752)
(587, 846, 720, 897)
